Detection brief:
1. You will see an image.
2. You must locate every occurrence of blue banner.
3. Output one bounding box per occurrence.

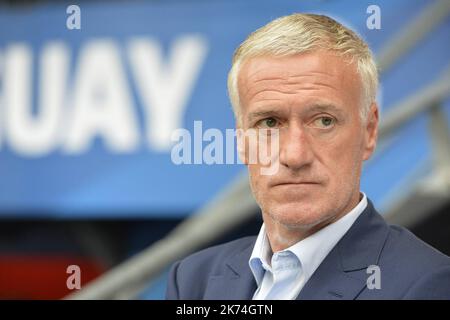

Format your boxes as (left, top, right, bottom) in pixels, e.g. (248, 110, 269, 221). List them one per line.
(0, 0, 447, 217)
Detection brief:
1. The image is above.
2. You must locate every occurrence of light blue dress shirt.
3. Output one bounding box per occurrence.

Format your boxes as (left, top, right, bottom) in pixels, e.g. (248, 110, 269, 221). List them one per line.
(249, 193, 368, 300)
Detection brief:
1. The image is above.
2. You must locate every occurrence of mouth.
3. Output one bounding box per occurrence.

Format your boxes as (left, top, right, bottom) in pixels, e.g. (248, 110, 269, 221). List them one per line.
(272, 181, 320, 187)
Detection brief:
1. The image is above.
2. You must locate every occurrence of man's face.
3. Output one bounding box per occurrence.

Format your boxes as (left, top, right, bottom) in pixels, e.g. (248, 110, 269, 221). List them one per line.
(237, 51, 378, 231)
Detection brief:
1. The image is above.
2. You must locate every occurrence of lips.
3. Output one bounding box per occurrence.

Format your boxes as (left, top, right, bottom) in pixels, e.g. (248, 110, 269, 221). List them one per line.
(271, 180, 320, 187)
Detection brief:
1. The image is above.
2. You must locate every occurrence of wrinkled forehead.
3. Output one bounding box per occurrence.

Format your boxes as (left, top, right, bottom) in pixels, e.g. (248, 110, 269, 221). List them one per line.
(237, 52, 363, 111)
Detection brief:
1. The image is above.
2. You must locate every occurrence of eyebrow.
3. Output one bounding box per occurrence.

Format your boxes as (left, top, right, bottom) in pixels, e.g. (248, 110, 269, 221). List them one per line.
(306, 103, 345, 116)
(246, 103, 345, 123)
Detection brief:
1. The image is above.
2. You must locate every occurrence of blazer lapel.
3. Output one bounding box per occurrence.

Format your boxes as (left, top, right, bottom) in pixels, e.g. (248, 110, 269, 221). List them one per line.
(204, 240, 257, 299)
(203, 199, 390, 300)
(297, 200, 390, 300)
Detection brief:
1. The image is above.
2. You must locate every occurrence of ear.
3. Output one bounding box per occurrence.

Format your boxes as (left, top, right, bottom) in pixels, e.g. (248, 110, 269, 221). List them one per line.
(236, 125, 249, 165)
(363, 103, 379, 161)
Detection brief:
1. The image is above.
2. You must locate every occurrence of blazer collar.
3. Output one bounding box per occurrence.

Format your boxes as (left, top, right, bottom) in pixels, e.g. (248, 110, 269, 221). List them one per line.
(297, 199, 390, 299)
(205, 199, 390, 300)
(204, 239, 257, 299)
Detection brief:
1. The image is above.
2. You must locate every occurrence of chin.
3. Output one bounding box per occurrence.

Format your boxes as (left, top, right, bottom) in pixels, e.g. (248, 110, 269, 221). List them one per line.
(266, 201, 335, 230)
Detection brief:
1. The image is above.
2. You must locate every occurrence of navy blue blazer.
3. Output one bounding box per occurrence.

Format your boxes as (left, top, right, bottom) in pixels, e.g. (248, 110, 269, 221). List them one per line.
(166, 199, 450, 299)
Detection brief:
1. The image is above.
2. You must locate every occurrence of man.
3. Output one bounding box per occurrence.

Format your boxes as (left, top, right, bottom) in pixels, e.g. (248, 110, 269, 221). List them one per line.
(166, 13, 450, 299)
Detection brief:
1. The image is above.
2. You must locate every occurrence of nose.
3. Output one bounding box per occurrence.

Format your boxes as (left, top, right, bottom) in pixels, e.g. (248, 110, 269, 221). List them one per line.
(279, 122, 314, 171)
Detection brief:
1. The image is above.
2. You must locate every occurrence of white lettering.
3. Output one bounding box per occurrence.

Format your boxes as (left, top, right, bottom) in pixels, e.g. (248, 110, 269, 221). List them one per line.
(128, 35, 208, 151)
(64, 40, 139, 153)
(3, 43, 67, 156)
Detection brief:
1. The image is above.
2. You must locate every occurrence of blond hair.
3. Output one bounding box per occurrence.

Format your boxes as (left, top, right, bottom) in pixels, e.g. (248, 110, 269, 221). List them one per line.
(227, 13, 378, 124)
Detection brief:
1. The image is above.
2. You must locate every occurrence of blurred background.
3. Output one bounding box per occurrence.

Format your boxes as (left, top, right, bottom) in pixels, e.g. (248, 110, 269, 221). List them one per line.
(0, 0, 449, 299)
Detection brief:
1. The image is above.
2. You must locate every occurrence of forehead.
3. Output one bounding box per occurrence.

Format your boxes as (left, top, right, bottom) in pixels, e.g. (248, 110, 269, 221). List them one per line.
(237, 51, 362, 114)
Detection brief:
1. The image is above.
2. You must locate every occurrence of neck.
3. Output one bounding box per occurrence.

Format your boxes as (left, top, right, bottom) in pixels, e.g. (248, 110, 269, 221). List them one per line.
(264, 192, 362, 252)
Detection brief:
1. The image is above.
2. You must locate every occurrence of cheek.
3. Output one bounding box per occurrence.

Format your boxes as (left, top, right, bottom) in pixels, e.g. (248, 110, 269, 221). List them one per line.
(248, 164, 262, 192)
(248, 164, 272, 203)
(319, 132, 364, 182)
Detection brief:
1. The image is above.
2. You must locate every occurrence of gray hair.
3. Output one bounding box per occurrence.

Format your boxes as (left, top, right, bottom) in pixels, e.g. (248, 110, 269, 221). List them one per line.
(227, 13, 378, 124)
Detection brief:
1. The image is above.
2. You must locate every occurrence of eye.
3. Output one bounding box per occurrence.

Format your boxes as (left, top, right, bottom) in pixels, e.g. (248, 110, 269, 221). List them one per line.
(312, 116, 335, 129)
(257, 117, 278, 128)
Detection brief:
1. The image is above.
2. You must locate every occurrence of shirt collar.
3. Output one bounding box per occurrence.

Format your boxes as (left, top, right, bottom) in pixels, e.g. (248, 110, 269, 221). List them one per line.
(249, 192, 368, 286)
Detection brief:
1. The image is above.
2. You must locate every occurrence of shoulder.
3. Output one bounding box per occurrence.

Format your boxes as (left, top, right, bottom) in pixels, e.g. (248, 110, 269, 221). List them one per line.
(383, 224, 450, 270)
(165, 236, 256, 299)
(362, 200, 450, 274)
(373, 224, 450, 299)
(177, 236, 256, 274)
